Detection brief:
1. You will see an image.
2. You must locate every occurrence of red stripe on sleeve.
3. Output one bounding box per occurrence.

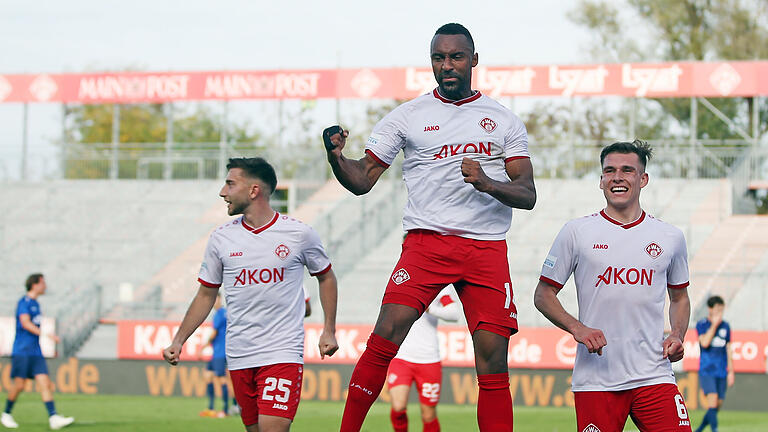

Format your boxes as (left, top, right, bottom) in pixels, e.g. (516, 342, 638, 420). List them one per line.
(310, 263, 332, 276)
(505, 156, 530, 163)
(198, 278, 221, 288)
(365, 149, 390, 168)
(539, 275, 564, 290)
(668, 281, 689, 289)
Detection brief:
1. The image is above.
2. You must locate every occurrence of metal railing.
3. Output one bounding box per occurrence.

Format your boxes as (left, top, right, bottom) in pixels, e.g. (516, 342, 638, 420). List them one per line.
(56, 285, 102, 358)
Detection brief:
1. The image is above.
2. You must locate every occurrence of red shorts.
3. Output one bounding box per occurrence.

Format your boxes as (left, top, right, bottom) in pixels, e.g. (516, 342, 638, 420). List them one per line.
(386, 358, 442, 406)
(575, 383, 692, 432)
(229, 363, 303, 426)
(383, 230, 518, 337)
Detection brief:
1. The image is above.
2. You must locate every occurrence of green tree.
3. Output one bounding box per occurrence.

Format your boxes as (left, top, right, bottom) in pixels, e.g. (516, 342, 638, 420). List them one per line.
(62, 103, 262, 179)
(569, 0, 768, 142)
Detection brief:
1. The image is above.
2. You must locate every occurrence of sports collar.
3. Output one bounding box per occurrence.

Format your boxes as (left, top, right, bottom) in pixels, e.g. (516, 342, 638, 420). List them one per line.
(600, 209, 645, 229)
(241, 212, 279, 234)
(432, 88, 482, 106)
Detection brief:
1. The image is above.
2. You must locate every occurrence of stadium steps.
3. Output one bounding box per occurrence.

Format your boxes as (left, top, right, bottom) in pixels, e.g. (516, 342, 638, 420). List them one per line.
(76, 322, 118, 359)
(688, 215, 768, 316)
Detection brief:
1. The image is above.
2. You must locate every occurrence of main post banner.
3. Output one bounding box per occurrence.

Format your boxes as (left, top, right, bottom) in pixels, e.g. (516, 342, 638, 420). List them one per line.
(1, 61, 767, 103)
(115, 321, 768, 373)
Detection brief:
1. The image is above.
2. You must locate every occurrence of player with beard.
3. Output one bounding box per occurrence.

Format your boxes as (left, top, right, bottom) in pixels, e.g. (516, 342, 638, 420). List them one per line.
(323, 23, 536, 432)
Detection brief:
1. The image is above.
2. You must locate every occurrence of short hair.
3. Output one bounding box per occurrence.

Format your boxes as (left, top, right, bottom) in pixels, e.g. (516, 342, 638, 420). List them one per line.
(226, 157, 277, 194)
(600, 139, 653, 170)
(25, 273, 44, 292)
(707, 295, 725, 308)
(434, 23, 475, 52)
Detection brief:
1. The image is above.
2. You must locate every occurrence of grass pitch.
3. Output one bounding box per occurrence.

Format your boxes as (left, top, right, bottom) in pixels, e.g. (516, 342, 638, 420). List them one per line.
(2, 393, 767, 431)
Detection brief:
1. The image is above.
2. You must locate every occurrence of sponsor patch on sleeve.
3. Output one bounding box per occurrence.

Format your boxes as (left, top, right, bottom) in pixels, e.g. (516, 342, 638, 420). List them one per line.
(367, 136, 378, 146)
(543, 255, 557, 269)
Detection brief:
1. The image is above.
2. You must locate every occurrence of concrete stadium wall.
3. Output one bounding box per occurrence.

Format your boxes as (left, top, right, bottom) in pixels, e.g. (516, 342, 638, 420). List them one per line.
(0, 358, 764, 411)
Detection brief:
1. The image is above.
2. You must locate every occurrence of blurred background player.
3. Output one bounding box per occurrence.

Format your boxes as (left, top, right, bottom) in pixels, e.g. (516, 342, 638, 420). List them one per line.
(163, 157, 339, 432)
(324, 22, 536, 432)
(1, 274, 74, 430)
(198, 293, 232, 418)
(694, 295, 734, 432)
(535, 141, 693, 431)
(387, 286, 459, 432)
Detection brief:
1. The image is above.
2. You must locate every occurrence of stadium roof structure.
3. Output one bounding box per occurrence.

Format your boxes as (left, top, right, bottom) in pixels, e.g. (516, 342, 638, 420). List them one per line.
(1, 61, 767, 104)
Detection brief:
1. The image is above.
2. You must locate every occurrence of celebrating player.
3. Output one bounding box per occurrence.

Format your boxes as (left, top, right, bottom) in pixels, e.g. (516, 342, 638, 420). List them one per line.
(534, 140, 693, 431)
(324, 23, 536, 432)
(197, 293, 232, 418)
(163, 157, 339, 432)
(694, 295, 734, 432)
(387, 286, 460, 432)
(1, 274, 74, 430)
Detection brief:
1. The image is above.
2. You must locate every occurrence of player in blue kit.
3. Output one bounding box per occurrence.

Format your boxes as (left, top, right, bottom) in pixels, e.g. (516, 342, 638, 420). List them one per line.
(695, 296, 734, 432)
(198, 294, 233, 418)
(1, 274, 74, 430)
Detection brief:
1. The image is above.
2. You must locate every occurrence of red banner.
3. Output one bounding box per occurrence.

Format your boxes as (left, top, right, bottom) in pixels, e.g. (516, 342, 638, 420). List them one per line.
(116, 321, 768, 373)
(1, 61, 767, 104)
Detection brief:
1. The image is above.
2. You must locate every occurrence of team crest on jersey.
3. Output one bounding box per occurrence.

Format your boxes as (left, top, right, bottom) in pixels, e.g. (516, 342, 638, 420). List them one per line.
(645, 242, 663, 259)
(392, 268, 410, 285)
(582, 424, 601, 432)
(275, 244, 291, 260)
(479, 117, 497, 133)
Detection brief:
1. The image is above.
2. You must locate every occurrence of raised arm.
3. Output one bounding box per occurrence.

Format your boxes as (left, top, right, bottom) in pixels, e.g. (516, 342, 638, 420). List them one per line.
(323, 126, 387, 195)
(163, 284, 219, 365)
(461, 157, 536, 210)
(316, 269, 339, 359)
(698, 310, 722, 348)
(663, 286, 690, 362)
(534, 280, 606, 355)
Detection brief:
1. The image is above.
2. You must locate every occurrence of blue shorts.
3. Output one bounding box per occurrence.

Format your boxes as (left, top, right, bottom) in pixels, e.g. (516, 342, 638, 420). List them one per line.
(10, 355, 49, 379)
(207, 357, 227, 377)
(699, 375, 727, 399)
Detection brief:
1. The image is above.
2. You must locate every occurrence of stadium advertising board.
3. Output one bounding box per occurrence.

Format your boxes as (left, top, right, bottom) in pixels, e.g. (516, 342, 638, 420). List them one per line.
(116, 321, 768, 373)
(0, 358, 765, 410)
(1, 61, 766, 103)
(0, 316, 56, 357)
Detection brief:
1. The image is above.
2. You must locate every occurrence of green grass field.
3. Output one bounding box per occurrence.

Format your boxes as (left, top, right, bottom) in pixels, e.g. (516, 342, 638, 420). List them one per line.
(2, 393, 768, 431)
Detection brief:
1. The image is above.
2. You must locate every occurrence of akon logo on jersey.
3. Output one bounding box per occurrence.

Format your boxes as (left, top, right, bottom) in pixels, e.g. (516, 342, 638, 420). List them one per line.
(234, 267, 286, 286)
(433, 141, 494, 160)
(595, 266, 654, 287)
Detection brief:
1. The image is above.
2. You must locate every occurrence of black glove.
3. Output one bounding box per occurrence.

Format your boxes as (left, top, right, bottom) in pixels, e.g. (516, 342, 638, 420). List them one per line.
(322, 125, 343, 151)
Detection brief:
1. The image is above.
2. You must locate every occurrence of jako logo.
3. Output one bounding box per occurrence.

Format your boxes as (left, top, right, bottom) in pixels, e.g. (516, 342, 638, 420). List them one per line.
(230, 251, 243, 257)
(392, 268, 410, 285)
(595, 266, 653, 287)
(592, 244, 608, 250)
(424, 125, 439, 132)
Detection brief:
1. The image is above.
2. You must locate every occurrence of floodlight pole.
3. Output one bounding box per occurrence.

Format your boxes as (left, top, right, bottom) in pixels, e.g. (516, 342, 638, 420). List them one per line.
(164, 103, 174, 180)
(111, 104, 120, 180)
(21, 103, 28, 181)
(689, 97, 697, 179)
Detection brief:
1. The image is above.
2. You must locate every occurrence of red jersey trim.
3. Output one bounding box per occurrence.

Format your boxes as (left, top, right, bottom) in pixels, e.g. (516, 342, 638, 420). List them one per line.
(504, 156, 530, 163)
(365, 149, 390, 168)
(432, 88, 482, 106)
(310, 263, 332, 276)
(539, 275, 564, 290)
(600, 209, 646, 229)
(241, 212, 279, 234)
(198, 278, 221, 288)
(668, 281, 690, 289)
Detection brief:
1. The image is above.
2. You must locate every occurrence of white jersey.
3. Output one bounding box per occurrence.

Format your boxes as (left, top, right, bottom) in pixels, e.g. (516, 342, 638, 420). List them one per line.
(198, 212, 331, 370)
(365, 89, 530, 240)
(540, 210, 689, 392)
(396, 287, 460, 364)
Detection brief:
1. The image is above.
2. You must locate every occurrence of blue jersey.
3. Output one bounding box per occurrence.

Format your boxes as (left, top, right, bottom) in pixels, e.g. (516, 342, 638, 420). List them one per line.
(696, 318, 730, 378)
(211, 307, 227, 359)
(12, 296, 43, 356)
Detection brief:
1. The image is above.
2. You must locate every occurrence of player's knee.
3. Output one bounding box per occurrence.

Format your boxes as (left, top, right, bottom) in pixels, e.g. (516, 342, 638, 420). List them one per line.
(373, 305, 419, 342)
(421, 407, 437, 423)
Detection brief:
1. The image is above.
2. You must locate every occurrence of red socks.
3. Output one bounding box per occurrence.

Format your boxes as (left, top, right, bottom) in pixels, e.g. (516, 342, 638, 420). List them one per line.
(390, 409, 408, 432)
(340, 333, 399, 431)
(423, 417, 441, 431)
(477, 373, 513, 432)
